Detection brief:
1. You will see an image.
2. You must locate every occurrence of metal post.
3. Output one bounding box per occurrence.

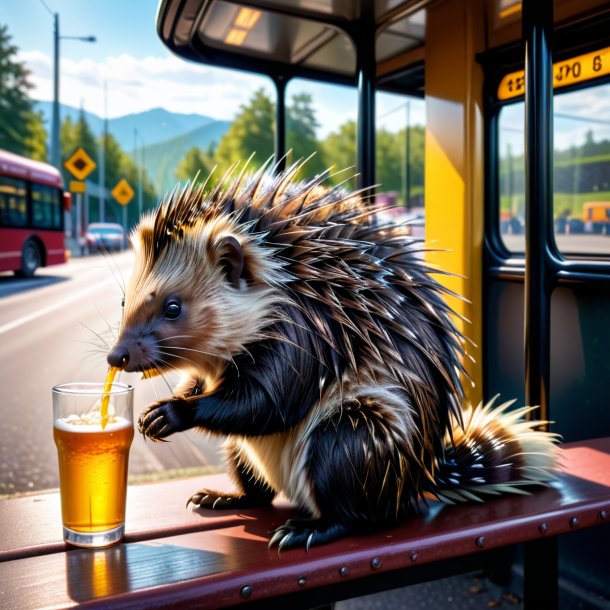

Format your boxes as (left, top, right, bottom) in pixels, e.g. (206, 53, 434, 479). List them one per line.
(99, 80, 107, 223)
(405, 100, 411, 209)
(356, 0, 376, 191)
(52, 13, 60, 169)
(523, 0, 553, 424)
(522, 0, 557, 607)
(122, 205, 127, 251)
(274, 75, 287, 173)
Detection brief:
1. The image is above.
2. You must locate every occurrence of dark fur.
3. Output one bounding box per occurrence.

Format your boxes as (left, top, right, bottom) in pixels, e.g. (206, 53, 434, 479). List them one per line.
(111, 161, 557, 551)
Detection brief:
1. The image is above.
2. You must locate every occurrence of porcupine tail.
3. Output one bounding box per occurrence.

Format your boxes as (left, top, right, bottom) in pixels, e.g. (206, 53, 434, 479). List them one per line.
(430, 397, 560, 504)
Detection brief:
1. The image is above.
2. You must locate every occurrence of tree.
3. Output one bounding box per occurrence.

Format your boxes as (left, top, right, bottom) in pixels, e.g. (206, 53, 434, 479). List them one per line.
(176, 146, 215, 185)
(216, 88, 275, 170)
(320, 120, 357, 190)
(0, 24, 48, 158)
(60, 109, 99, 185)
(286, 93, 326, 177)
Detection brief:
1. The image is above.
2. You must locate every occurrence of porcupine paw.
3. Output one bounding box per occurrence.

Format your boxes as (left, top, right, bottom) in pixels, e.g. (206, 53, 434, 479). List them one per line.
(137, 398, 195, 441)
(187, 489, 265, 510)
(268, 519, 351, 551)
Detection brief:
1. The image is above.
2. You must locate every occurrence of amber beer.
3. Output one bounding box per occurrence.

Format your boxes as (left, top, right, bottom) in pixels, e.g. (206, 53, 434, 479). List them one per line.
(52, 382, 134, 548)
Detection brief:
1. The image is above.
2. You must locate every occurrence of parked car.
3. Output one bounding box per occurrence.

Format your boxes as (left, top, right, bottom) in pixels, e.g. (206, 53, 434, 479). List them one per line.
(85, 222, 126, 252)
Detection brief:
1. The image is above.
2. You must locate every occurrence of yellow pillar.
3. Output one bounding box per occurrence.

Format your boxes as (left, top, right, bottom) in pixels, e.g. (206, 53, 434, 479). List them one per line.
(424, 0, 485, 406)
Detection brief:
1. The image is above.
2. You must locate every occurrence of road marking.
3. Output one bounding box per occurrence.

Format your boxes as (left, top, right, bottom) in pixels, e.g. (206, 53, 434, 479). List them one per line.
(0, 277, 115, 335)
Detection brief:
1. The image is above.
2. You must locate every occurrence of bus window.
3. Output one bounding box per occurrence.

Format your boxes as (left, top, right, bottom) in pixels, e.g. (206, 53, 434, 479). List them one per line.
(498, 102, 525, 253)
(284, 79, 357, 186)
(554, 83, 610, 255)
(0, 176, 28, 228)
(498, 83, 610, 257)
(376, 91, 425, 228)
(32, 184, 62, 230)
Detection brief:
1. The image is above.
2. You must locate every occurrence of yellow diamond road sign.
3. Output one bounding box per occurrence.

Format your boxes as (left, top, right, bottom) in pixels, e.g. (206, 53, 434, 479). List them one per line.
(112, 179, 135, 206)
(64, 147, 96, 181)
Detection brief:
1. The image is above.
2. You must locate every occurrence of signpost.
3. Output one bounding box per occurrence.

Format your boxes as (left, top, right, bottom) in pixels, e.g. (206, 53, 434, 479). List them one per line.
(112, 179, 135, 250)
(64, 147, 97, 249)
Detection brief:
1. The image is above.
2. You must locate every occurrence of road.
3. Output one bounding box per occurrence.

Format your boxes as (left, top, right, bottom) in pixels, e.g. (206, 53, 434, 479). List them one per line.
(0, 252, 223, 497)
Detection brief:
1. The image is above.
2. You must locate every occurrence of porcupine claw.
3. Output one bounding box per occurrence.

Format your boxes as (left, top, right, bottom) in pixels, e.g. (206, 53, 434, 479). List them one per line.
(268, 519, 351, 551)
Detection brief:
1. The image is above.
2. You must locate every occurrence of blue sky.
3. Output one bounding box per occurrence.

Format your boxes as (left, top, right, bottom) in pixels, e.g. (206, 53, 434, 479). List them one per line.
(3, 0, 424, 137)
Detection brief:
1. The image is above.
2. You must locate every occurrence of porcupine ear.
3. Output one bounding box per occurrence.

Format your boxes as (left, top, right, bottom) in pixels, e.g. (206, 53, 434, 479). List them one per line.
(218, 235, 244, 289)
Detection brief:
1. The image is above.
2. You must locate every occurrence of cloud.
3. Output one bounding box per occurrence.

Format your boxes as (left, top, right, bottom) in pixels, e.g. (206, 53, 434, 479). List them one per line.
(18, 49, 274, 121)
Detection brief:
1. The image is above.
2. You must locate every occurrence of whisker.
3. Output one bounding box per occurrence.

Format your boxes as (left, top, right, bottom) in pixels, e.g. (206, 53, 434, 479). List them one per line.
(100, 247, 126, 296)
(95, 307, 119, 343)
(78, 322, 112, 350)
(161, 345, 222, 359)
(154, 335, 194, 343)
(157, 349, 197, 367)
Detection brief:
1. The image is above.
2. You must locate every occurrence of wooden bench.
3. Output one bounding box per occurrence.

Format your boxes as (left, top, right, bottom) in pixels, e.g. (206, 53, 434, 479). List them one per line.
(2, 437, 610, 609)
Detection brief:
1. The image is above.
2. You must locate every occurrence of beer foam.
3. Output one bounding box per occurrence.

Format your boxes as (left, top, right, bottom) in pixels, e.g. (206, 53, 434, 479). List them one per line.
(54, 414, 131, 433)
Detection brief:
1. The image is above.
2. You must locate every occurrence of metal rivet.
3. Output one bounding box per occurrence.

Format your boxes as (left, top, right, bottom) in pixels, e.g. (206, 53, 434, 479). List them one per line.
(476, 536, 485, 548)
(570, 517, 579, 528)
(370, 557, 382, 569)
(600, 510, 608, 521)
(297, 576, 306, 587)
(539, 522, 548, 534)
(339, 566, 349, 577)
(410, 551, 418, 562)
(240, 585, 253, 599)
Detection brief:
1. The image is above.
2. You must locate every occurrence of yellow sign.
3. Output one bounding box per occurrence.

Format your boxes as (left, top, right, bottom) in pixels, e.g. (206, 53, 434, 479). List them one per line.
(64, 147, 96, 181)
(111, 179, 135, 206)
(70, 180, 86, 194)
(498, 46, 610, 100)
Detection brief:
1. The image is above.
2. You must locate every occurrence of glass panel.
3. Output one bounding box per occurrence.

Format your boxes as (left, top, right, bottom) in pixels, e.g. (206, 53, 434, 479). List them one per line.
(32, 184, 61, 230)
(554, 83, 610, 256)
(376, 91, 426, 231)
(498, 103, 525, 252)
(498, 83, 610, 256)
(285, 79, 357, 184)
(0, 176, 28, 228)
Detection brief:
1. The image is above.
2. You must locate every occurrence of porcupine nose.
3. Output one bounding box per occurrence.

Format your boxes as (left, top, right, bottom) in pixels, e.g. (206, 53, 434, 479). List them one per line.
(107, 345, 130, 369)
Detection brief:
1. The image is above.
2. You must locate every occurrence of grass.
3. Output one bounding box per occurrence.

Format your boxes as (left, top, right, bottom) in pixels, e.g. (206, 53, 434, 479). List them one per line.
(501, 191, 610, 218)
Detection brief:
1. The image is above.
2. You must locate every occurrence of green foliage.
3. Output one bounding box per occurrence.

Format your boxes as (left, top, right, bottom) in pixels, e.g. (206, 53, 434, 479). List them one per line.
(286, 92, 326, 177)
(175, 146, 216, 185)
(60, 111, 157, 229)
(213, 87, 425, 203)
(24, 111, 47, 161)
(0, 24, 48, 159)
(216, 88, 275, 169)
(61, 109, 99, 185)
(321, 120, 357, 190)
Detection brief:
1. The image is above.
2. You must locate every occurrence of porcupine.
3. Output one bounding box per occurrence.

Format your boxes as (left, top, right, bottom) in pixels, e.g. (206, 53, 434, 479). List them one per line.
(107, 160, 558, 551)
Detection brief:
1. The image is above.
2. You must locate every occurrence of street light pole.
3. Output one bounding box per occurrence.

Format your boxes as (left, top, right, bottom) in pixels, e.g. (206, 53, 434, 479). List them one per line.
(134, 128, 144, 219)
(50, 11, 96, 171)
(51, 13, 60, 169)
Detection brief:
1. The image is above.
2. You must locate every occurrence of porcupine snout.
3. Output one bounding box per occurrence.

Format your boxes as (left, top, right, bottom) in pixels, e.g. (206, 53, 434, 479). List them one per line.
(107, 344, 130, 369)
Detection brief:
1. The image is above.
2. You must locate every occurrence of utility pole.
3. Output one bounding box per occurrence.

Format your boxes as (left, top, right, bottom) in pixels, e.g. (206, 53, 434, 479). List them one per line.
(99, 81, 107, 222)
(51, 13, 60, 169)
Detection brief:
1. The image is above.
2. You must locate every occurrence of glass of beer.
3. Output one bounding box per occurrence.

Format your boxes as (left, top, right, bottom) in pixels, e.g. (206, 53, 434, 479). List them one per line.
(52, 382, 134, 548)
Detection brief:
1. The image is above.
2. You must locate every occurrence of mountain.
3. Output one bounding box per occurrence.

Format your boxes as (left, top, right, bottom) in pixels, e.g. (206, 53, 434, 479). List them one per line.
(34, 101, 231, 195)
(143, 120, 231, 194)
(34, 101, 217, 151)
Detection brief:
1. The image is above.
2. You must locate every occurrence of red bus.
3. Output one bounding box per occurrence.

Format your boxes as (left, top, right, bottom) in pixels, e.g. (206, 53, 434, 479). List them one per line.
(0, 149, 70, 277)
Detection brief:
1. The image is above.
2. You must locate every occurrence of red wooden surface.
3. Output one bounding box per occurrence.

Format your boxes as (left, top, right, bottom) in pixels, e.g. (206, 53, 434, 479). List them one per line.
(1, 438, 609, 609)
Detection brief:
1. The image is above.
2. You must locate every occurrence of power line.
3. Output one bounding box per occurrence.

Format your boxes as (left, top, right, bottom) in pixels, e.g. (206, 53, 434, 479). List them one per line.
(38, 0, 54, 17)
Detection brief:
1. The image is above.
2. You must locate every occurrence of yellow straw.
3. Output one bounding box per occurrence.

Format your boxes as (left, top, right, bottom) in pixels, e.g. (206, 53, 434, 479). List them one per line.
(100, 367, 118, 429)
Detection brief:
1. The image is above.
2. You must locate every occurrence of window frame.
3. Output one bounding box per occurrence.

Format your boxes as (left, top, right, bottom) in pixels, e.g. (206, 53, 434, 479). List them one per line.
(483, 10, 610, 285)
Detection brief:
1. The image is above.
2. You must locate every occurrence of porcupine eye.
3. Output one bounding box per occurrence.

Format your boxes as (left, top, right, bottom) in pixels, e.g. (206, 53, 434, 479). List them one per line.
(164, 298, 181, 320)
